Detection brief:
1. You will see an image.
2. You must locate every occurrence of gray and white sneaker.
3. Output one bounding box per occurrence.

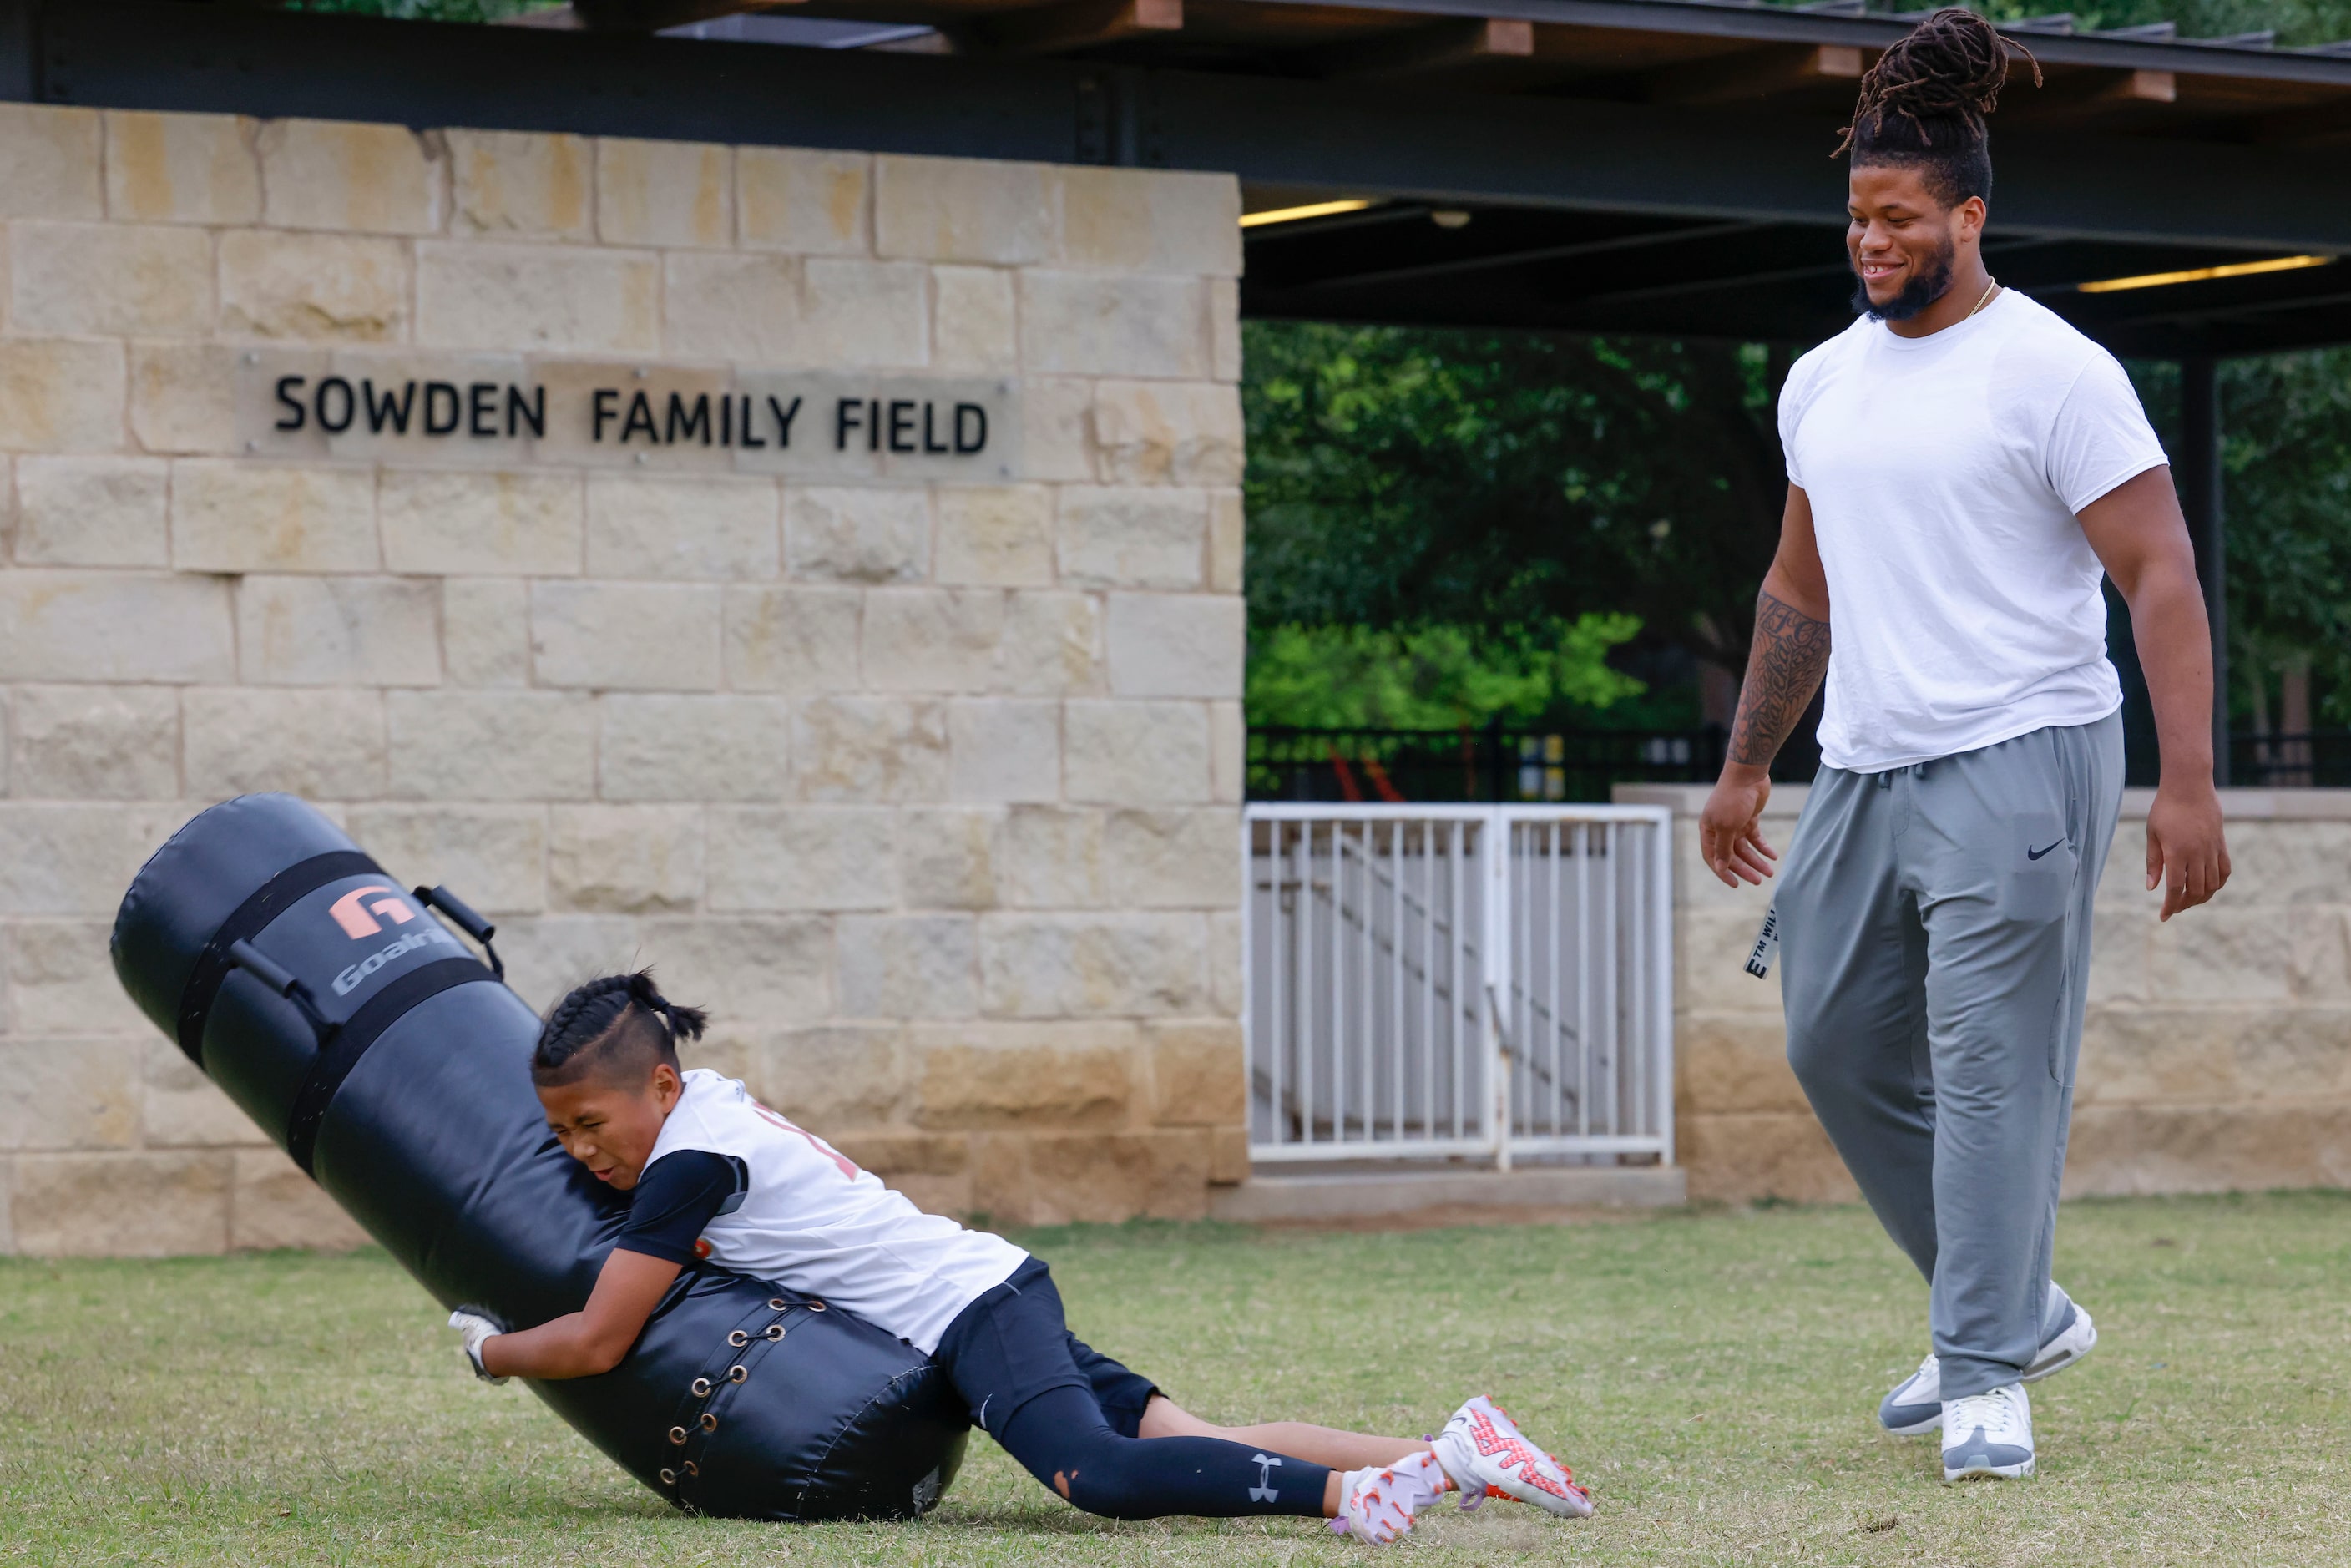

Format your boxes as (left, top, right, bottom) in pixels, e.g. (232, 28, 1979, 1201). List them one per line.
(1878, 1286, 2097, 1436)
(1941, 1383, 2034, 1481)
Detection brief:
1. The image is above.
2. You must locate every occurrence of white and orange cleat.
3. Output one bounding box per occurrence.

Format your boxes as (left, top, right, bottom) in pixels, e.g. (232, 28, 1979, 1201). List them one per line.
(1330, 1449, 1450, 1545)
(1430, 1395, 1594, 1519)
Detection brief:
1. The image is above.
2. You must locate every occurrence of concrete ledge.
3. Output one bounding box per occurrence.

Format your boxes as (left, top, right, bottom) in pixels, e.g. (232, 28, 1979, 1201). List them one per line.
(1208, 1164, 1686, 1222)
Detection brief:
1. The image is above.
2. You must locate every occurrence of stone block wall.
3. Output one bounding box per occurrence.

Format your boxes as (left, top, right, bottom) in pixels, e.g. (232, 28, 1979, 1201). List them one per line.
(1624, 784, 2351, 1202)
(0, 103, 1249, 1255)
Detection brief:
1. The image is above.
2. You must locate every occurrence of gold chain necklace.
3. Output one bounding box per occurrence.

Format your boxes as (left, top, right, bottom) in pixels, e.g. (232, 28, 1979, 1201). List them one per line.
(1966, 278, 2000, 318)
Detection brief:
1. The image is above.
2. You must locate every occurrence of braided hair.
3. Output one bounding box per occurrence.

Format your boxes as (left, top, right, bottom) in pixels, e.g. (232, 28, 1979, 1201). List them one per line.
(1836, 8, 2040, 208)
(532, 968, 710, 1088)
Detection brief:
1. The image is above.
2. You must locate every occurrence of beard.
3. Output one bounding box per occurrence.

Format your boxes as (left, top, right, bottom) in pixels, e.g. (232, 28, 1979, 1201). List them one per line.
(1852, 235, 1956, 322)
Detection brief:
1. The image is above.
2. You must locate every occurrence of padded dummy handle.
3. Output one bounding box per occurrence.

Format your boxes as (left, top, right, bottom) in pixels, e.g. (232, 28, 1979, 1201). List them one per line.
(227, 938, 340, 1044)
(413, 885, 504, 980)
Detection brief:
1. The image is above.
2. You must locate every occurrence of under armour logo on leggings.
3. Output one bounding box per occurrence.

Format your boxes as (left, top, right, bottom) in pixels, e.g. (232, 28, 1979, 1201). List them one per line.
(1249, 1453, 1281, 1502)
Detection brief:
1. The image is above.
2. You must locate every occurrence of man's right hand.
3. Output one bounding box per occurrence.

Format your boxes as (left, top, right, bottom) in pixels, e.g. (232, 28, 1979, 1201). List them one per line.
(1700, 766, 1778, 888)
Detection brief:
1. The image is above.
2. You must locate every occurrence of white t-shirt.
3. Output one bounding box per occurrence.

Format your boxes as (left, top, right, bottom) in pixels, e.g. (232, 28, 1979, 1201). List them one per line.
(643, 1070, 1026, 1353)
(1777, 289, 2167, 771)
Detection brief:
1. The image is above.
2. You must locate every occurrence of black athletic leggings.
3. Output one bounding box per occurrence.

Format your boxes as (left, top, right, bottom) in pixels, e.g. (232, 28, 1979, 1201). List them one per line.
(933, 1257, 1330, 1521)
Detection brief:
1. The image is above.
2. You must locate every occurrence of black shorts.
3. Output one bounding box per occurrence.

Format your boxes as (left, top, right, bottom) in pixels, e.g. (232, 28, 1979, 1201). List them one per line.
(932, 1257, 1160, 1439)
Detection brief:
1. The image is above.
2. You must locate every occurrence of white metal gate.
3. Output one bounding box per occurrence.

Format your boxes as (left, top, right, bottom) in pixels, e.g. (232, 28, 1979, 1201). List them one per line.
(1242, 804, 1673, 1167)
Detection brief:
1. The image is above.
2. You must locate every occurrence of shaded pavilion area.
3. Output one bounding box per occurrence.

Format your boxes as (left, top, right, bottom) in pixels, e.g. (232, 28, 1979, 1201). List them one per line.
(14, 0, 2351, 780)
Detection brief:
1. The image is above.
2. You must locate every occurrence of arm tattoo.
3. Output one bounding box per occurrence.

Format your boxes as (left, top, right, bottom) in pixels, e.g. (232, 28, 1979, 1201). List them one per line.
(1727, 589, 1831, 767)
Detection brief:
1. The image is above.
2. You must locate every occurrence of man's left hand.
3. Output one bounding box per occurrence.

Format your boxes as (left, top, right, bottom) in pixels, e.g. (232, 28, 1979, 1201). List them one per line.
(2145, 782, 2229, 922)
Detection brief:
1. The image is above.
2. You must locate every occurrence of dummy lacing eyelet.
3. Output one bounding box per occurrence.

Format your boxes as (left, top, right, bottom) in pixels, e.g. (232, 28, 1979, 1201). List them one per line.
(807, 1301, 826, 1312)
(764, 1323, 785, 1342)
(660, 1468, 677, 1485)
(668, 1426, 688, 1446)
(727, 1330, 749, 1347)
(767, 1297, 786, 1311)
(728, 1364, 748, 1383)
(700, 1412, 719, 1434)
(681, 1460, 700, 1478)
(690, 1378, 713, 1398)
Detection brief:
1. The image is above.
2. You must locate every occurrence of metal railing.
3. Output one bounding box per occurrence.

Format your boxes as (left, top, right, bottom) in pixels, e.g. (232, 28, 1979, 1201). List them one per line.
(1241, 804, 1674, 1168)
(2229, 731, 2351, 788)
(1248, 722, 1820, 803)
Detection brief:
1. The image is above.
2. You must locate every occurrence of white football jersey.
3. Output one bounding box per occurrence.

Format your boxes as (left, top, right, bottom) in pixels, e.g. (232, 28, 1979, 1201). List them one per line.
(642, 1070, 1025, 1353)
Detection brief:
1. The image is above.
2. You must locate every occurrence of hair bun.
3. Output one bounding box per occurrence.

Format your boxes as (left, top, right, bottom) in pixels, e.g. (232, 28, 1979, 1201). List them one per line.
(1838, 7, 2040, 155)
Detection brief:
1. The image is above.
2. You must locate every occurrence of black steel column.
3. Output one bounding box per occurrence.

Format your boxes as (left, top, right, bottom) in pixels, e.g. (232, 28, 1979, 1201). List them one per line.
(2177, 357, 2229, 786)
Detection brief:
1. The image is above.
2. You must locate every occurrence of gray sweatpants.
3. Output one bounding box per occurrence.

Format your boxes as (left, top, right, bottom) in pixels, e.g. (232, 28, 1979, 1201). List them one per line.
(1776, 712, 2122, 1400)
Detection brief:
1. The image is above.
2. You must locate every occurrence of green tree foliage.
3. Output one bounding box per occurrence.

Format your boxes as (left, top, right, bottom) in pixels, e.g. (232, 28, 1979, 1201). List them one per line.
(2223, 352, 2351, 725)
(279, 0, 558, 19)
(1246, 614, 1646, 729)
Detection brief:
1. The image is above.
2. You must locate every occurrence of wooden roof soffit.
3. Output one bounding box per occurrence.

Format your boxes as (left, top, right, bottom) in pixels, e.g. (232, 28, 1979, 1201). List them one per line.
(1646, 42, 1863, 106)
(959, 0, 1183, 56)
(564, 0, 781, 29)
(1314, 18, 1534, 82)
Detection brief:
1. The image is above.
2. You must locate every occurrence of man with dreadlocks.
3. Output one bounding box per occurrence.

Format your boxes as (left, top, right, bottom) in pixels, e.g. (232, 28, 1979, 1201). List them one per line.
(1698, 8, 2229, 1483)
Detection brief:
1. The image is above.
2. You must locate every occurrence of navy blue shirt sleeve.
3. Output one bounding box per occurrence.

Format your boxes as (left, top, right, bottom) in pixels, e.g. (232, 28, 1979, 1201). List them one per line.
(614, 1150, 746, 1267)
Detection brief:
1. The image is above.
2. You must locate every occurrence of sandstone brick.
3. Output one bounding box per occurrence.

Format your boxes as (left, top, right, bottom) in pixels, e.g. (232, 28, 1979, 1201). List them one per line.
(0, 104, 102, 220)
(597, 137, 732, 248)
(1207, 908, 1243, 1017)
(1678, 1111, 1858, 1205)
(587, 474, 779, 580)
(0, 1042, 138, 1151)
(2220, 820, 2351, 907)
(10, 685, 178, 798)
(417, 242, 660, 353)
(104, 110, 260, 225)
(931, 266, 1016, 375)
(1103, 808, 1240, 908)
(1093, 381, 1245, 487)
(490, 913, 641, 1014)
(1210, 699, 1245, 805)
(1676, 1011, 1804, 1115)
(13, 1151, 230, 1257)
(2228, 1006, 2351, 1100)
(999, 592, 1104, 696)
(442, 577, 531, 687)
(2145, 906, 2303, 1005)
(184, 687, 386, 799)
(525, 357, 731, 472)
(747, 1025, 908, 1130)
(219, 230, 410, 342)
(236, 575, 440, 686)
(257, 118, 443, 235)
(1064, 700, 1211, 803)
(447, 129, 592, 241)
(1106, 593, 1245, 700)
(840, 914, 978, 1017)
(947, 698, 1059, 804)
(935, 484, 1051, 587)
(801, 258, 929, 368)
(0, 338, 126, 452)
(861, 589, 1003, 694)
(1023, 376, 1098, 483)
(737, 145, 870, 255)
(1207, 489, 1244, 594)
(705, 806, 896, 910)
(785, 485, 930, 583)
(345, 804, 547, 915)
(914, 1035, 1135, 1130)
(1681, 905, 1784, 1013)
(1058, 486, 1207, 589)
(899, 807, 1000, 910)
(11, 922, 156, 1036)
(1026, 1130, 1210, 1222)
(547, 805, 702, 914)
(384, 690, 594, 801)
(10, 221, 212, 336)
(141, 1039, 265, 1148)
(13, 457, 169, 568)
(172, 462, 377, 574)
(0, 806, 144, 915)
(1144, 1019, 1245, 1126)
(232, 1147, 370, 1251)
(1210, 277, 1241, 383)
(0, 572, 233, 684)
(1020, 272, 1209, 379)
(1208, 1124, 1248, 1185)
(724, 584, 862, 692)
(2061, 1102, 2351, 1197)
(127, 344, 237, 455)
(979, 911, 1207, 1017)
(968, 1130, 1032, 1219)
(999, 807, 1105, 908)
(874, 154, 1049, 265)
(643, 914, 832, 1024)
(1049, 165, 1241, 276)
(531, 580, 722, 690)
(792, 697, 948, 802)
(379, 469, 582, 577)
(664, 252, 806, 362)
(600, 694, 791, 801)
(0, 1157, 12, 1252)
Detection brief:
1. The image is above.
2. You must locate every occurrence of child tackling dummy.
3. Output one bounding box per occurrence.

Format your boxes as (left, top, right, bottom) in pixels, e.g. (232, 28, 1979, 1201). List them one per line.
(449, 970, 1594, 1543)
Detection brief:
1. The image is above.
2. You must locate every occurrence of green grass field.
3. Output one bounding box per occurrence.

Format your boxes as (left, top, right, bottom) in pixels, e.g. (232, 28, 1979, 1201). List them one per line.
(4, 1192, 2348, 1566)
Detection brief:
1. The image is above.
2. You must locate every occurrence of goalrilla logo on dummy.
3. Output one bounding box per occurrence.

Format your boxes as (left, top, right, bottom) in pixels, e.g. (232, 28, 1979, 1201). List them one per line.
(326, 884, 456, 997)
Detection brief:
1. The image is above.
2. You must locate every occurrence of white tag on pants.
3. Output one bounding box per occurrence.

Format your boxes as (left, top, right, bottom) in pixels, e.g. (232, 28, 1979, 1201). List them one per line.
(1745, 902, 1780, 979)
